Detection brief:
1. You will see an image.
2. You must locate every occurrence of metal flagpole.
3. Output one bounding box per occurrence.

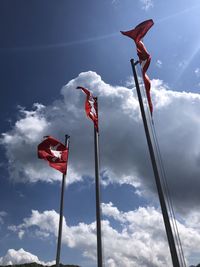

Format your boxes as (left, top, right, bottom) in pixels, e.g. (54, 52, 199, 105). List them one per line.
(130, 59, 180, 267)
(56, 134, 70, 267)
(93, 97, 103, 267)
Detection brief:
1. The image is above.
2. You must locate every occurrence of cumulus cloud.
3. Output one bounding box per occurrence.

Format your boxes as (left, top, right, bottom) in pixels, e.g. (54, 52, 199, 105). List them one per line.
(178, 60, 187, 68)
(156, 59, 162, 68)
(111, 0, 118, 4)
(1, 71, 200, 213)
(8, 209, 96, 254)
(140, 0, 154, 10)
(0, 71, 140, 187)
(0, 103, 82, 185)
(8, 205, 200, 266)
(0, 211, 7, 225)
(194, 68, 200, 77)
(0, 248, 55, 266)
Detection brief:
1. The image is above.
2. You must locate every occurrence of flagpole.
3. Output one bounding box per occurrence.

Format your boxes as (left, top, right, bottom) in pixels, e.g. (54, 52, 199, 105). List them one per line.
(56, 134, 70, 267)
(93, 97, 103, 267)
(130, 59, 180, 267)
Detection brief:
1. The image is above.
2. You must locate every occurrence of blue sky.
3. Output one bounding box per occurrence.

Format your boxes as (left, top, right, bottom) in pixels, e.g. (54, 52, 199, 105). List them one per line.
(1, 0, 200, 266)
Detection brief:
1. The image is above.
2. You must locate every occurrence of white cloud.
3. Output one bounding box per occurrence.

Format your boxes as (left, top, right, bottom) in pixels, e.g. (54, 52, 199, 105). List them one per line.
(156, 59, 162, 68)
(0, 248, 55, 266)
(0, 211, 7, 225)
(1, 71, 200, 213)
(194, 68, 200, 77)
(0, 103, 81, 185)
(8, 205, 200, 266)
(18, 230, 25, 239)
(178, 60, 187, 68)
(140, 0, 154, 10)
(0, 71, 140, 187)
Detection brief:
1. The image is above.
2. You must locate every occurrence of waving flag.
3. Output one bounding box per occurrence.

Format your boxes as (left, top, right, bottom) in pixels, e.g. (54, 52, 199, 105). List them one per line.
(38, 136, 68, 174)
(121, 19, 154, 114)
(77, 86, 98, 131)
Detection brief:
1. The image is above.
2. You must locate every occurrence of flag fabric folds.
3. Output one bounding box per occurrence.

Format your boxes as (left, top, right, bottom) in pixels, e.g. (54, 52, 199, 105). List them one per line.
(77, 86, 98, 131)
(38, 136, 68, 174)
(121, 19, 154, 114)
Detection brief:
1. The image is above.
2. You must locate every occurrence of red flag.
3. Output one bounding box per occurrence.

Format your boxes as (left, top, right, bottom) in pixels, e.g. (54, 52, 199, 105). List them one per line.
(77, 86, 98, 132)
(120, 19, 153, 43)
(121, 19, 154, 114)
(38, 136, 68, 174)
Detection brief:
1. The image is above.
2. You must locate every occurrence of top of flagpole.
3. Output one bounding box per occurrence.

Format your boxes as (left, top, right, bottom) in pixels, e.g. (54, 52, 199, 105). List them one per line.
(64, 134, 70, 147)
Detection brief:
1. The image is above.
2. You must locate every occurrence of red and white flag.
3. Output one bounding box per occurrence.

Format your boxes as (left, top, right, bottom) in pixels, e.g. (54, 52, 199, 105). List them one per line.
(77, 86, 98, 131)
(38, 136, 68, 174)
(121, 19, 154, 114)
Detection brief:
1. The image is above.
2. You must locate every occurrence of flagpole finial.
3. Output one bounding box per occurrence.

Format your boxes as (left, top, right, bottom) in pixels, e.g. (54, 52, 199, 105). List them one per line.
(131, 59, 140, 66)
(43, 135, 49, 139)
(64, 135, 70, 147)
(76, 86, 84, 90)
